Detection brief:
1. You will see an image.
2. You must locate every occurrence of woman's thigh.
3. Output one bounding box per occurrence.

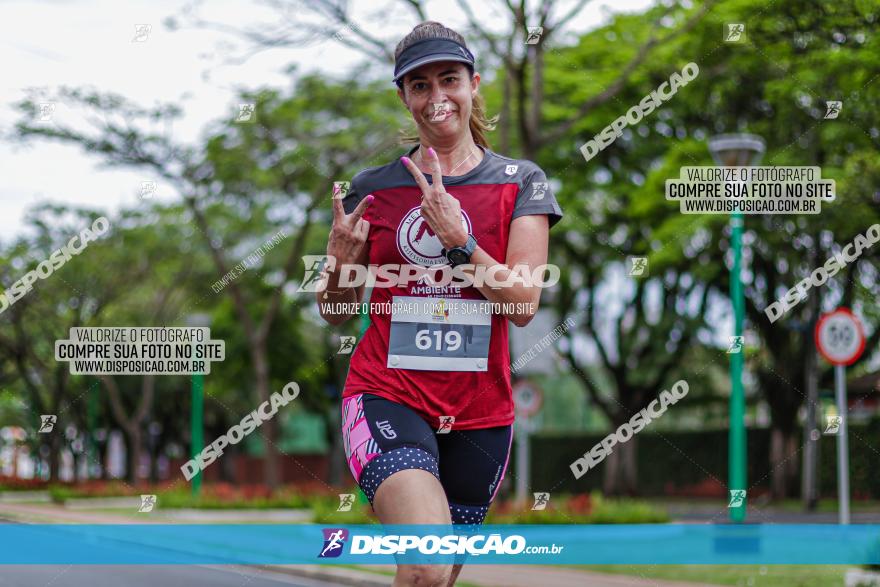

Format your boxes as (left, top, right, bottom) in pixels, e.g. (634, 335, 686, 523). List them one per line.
(437, 425, 513, 525)
(342, 392, 448, 520)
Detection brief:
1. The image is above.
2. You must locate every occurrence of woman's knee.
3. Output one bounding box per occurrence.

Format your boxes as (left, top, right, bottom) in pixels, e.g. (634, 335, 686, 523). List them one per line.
(374, 468, 450, 523)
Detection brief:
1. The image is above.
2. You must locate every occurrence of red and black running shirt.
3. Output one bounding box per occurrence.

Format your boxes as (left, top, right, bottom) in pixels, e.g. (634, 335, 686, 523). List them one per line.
(340, 145, 562, 430)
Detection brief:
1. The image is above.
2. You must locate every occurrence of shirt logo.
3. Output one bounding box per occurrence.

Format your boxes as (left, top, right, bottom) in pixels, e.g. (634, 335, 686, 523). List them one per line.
(396, 206, 471, 267)
(376, 420, 397, 439)
(505, 165, 518, 176)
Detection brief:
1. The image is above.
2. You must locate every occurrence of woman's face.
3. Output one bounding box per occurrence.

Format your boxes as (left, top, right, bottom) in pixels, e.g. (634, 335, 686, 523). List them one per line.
(398, 61, 480, 143)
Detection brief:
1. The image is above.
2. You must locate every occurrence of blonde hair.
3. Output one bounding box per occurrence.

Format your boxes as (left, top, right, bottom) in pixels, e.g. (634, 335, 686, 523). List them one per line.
(394, 21, 498, 149)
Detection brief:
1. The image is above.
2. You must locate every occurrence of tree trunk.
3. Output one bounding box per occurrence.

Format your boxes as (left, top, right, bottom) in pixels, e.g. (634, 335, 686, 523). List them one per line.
(126, 427, 142, 484)
(253, 345, 279, 488)
(619, 436, 638, 496)
(770, 427, 798, 499)
(602, 447, 620, 495)
(100, 441, 109, 480)
(47, 435, 61, 482)
(601, 421, 639, 496)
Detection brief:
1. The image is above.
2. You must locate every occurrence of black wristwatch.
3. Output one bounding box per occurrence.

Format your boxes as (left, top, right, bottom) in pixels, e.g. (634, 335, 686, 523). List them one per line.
(442, 234, 477, 267)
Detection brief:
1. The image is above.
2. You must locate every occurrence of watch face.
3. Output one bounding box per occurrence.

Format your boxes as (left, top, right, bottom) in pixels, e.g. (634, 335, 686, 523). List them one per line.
(448, 249, 469, 266)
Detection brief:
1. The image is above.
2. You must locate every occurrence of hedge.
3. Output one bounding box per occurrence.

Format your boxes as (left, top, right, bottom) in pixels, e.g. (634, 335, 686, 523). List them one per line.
(512, 418, 880, 498)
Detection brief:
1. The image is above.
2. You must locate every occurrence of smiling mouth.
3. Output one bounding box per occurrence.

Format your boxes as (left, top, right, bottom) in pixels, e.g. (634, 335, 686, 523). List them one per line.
(428, 109, 456, 122)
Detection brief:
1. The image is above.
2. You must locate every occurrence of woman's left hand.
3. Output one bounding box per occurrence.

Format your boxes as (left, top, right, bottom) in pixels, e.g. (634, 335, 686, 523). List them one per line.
(401, 148, 468, 250)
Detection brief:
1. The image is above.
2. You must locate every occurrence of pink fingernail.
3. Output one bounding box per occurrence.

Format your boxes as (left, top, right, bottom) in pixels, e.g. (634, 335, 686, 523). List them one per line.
(366, 195, 374, 203)
(428, 147, 436, 157)
(401, 156, 410, 164)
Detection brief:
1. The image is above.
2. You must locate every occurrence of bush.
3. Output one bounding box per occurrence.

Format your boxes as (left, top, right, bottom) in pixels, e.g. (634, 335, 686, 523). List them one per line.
(527, 418, 880, 499)
(485, 491, 668, 524)
(48, 481, 342, 509)
(0, 477, 49, 491)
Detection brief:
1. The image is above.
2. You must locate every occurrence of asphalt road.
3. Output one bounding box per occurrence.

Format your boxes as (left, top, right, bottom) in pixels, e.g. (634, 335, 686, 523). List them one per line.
(0, 565, 351, 587)
(0, 516, 357, 587)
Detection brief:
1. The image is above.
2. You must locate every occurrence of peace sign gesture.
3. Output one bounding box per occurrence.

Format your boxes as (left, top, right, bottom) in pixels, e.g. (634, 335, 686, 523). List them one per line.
(401, 147, 469, 250)
(327, 192, 372, 265)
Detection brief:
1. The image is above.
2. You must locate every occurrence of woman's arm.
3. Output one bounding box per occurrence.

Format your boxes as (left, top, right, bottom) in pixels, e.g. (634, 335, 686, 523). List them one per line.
(402, 149, 551, 327)
(316, 193, 372, 326)
(466, 214, 549, 327)
(316, 243, 369, 326)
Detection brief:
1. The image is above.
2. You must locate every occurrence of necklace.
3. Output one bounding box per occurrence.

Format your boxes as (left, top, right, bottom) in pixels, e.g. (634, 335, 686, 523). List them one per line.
(416, 145, 480, 176)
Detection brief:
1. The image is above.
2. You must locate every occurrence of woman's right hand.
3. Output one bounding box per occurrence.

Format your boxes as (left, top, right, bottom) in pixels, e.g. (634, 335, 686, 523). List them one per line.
(327, 194, 373, 264)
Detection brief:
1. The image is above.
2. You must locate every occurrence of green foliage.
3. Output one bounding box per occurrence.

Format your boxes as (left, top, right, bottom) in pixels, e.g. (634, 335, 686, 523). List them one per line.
(486, 492, 669, 524)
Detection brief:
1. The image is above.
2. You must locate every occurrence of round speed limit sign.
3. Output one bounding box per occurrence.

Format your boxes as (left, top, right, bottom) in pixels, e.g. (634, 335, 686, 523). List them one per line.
(513, 381, 543, 417)
(815, 308, 865, 366)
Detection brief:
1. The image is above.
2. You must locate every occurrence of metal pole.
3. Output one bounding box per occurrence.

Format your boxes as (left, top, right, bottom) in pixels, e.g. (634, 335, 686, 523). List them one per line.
(515, 419, 529, 506)
(729, 211, 747, 523)
(88, 383, 97, 479)
(835, 364, 850, 524)
(191, 373, 204, 497)
(802, 245, 820, 511)
(802, 343, 819, 510)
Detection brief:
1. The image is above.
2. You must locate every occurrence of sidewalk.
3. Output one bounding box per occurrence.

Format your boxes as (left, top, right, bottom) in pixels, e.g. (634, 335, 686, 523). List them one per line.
(0, 502, 724, 587)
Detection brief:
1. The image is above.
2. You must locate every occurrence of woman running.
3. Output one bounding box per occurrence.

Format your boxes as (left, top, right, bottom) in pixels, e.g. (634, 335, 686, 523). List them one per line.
(317, 21, 563, 587)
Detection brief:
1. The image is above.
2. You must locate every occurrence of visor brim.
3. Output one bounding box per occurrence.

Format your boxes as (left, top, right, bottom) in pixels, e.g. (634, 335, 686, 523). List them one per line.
(393, 55, 474, 84)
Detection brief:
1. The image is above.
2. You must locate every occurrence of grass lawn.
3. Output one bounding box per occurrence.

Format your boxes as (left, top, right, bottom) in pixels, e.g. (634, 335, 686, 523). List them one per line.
(573, 565, 851, 586)
(652, 497, 880, 513)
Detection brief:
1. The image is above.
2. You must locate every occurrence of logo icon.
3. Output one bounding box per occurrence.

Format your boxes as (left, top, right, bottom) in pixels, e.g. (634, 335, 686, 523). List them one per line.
(727, 336, 744, 354)
(824, 101, 842, 119)
(332, 23, 357, 42)
(37, 102, 56, 122)
(505, 165, 518, 176)
(337, 494, 355, 511)
(396, 207, 471, 267)
(531, 492, 550, 510)
(319, 528, 348, 558)
(823, 415, 842, 435)
(529, 182, 548, 201)
(236, 103, 256, 123)
(628, 256, 648, 276)
(297, 255, 333, 293)
(132, 24, 152, 43)
(437, 415, 455, 434)
(38, 415, 57, 433)
(525, 27, 543, 45)
(430, 103, 451, 122)
(138, 494, 157, 513)
(376, 420, 397, 440)
(140, 181, 157, 200)
(431, 299, 450, 322)
(332, 181, 350, 200)
(728, 490, 746, 508)
(724, 23, 745, 42)
(337, 336, 356, 355)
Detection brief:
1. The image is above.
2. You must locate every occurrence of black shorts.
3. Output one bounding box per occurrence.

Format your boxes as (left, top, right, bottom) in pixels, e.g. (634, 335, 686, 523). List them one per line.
(341, 392, 513, 525)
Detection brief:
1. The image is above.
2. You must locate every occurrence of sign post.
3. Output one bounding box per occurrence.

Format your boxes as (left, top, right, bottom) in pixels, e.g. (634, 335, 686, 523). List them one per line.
(513, 381, 543, 506)
(815, 308, 866, 525)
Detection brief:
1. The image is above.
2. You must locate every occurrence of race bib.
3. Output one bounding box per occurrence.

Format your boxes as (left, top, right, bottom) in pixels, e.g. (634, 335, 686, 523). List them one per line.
(387, 296, 491, 371)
